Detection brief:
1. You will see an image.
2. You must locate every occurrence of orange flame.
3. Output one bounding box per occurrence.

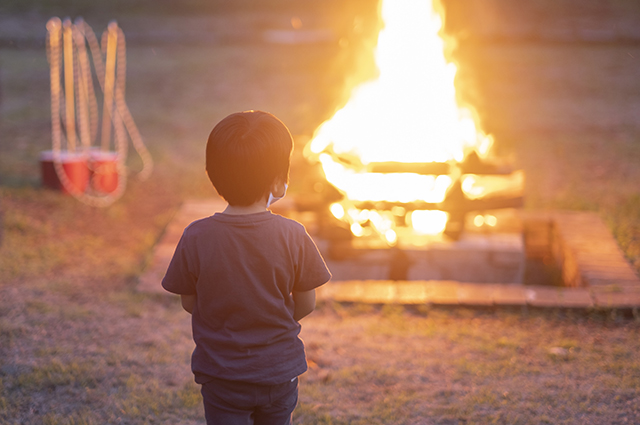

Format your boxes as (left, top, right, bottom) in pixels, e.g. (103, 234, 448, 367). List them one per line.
(308, 0, 493, 243)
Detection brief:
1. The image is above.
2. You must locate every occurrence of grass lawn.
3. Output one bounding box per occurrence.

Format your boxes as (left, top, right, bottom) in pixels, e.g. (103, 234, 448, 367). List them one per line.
(1, 1, 640, 424)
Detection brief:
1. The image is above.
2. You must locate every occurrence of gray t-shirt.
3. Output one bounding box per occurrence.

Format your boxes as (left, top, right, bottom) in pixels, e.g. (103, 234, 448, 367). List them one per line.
(162, 211, 331, 385)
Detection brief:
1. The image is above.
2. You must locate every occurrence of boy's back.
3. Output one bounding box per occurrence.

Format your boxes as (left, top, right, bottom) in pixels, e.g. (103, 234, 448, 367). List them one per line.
(162, 210, 330, 385)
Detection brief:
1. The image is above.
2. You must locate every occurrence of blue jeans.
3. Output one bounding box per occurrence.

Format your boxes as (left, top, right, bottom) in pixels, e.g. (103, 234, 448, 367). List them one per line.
(200, 377, 298, 425)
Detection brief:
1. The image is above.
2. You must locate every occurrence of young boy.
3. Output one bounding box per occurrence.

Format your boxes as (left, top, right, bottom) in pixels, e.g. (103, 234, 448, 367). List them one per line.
(162, 110, 331, 425)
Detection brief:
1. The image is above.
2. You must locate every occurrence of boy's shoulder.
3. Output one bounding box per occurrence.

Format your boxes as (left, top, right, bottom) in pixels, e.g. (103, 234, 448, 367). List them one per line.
(269, 211, 304, 226)
(183, 211, 305, 234)
(183, 215, 216, 233)
(269, 212, 311, 235)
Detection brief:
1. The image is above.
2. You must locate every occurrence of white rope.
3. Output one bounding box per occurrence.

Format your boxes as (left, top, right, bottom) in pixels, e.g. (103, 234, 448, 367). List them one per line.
(73, 20, 91, 150)
(62, 19, 77, 151)
(81, 19, 153, 180)
(114, 27, 153, 181)
(46, 17, 153, 207)
(74, 18, 100, 147)
(101, 22, 117, 151)
(46, 18, 81, 198)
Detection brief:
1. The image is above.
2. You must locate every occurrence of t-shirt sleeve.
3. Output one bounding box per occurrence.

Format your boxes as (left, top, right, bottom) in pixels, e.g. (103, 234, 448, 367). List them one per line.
(161, 231, 198, 295)
(293, 227, 331, 292)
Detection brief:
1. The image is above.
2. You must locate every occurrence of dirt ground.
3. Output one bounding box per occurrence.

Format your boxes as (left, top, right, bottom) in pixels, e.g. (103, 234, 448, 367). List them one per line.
(1, 1, 640, 424)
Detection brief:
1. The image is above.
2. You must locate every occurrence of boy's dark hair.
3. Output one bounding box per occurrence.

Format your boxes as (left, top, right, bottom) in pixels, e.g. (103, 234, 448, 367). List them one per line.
(206, 110, 293, 206)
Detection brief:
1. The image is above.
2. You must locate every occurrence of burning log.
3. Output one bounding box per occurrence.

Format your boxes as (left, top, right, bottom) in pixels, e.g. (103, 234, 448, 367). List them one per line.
(367, 161, 450, 175)
(294, 159, 524, 248)
(322, 149, 451, 175)
(438, 178, 524, 240)
(438, 178, 524, 213)
(349, 193, 523, 214)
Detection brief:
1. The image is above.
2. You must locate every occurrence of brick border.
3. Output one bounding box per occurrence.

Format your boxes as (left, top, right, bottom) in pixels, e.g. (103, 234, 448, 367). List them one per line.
(317, 280, 597, 308)
(319, 211, 639, 309)
(140, 202, 640, 309)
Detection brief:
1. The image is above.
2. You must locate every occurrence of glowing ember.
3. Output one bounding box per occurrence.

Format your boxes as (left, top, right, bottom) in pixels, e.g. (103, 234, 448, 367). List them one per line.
(307, 0, 499, 245)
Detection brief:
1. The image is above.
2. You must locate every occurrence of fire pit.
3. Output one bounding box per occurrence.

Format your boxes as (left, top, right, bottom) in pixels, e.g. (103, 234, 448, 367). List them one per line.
(139, 199, 640, 311)
(294, 152, 526, 284)
(285, 0, 640, 308)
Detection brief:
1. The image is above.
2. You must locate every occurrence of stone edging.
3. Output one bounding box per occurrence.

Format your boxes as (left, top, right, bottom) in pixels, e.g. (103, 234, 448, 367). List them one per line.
(139, 202, 640, 309)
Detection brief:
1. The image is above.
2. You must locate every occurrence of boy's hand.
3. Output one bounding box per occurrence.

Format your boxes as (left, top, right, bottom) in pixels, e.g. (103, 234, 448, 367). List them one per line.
(292, 289, 316, 321)
(181, 294, 196, 314)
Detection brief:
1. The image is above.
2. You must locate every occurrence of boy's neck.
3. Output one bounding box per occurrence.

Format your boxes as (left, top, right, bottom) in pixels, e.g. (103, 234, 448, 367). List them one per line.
(222, 199, 268, 215)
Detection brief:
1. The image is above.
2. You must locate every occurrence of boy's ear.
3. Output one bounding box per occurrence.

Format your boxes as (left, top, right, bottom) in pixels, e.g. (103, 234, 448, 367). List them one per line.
(271, 179, 286, 197)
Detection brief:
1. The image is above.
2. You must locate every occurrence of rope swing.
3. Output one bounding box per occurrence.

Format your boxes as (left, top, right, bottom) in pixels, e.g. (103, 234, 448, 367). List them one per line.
(45, 17, 153, 207)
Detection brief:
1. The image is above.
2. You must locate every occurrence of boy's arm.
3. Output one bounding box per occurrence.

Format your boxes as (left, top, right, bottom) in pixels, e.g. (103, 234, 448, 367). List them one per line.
(181, 294, 196, 314)
(292, 289, 316, 321)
